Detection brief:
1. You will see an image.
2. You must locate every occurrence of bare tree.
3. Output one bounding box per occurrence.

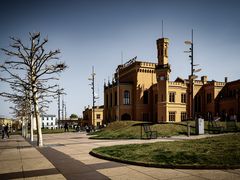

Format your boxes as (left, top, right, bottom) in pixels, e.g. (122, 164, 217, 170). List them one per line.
(0, 32, 67, 146)
(1, 88, 31, 138)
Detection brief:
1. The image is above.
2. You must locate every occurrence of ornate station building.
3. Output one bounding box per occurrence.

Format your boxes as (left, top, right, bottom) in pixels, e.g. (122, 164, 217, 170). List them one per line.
(104, 37, 240, 123)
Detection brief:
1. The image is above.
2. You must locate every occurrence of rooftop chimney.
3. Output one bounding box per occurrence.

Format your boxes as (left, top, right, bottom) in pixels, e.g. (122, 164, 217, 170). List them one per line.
(225, 77, 228, 83)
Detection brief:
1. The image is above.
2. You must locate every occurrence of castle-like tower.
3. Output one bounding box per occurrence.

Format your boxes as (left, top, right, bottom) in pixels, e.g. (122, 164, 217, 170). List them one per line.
(156, 38, 171, 121)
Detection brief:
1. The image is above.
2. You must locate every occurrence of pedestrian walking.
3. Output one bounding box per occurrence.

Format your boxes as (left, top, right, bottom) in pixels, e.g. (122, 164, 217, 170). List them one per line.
(1, 124, 9, 139)
(1, 124, 5, 139)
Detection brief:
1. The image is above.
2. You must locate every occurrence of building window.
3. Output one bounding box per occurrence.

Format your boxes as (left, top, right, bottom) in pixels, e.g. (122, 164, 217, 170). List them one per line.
(169, 112, 176, 122)
(169, 92, 175, 102)
(96, 114, 101, 119)
(181, 93, 186, 103)
(51, 122, 53, 125)
(207, 93, 212, 104)
(47, 117, 48, 120)
(143, 90, 148, 104)
(114, 91, 117, 106)
(47, 122, 49, 126)
(123, 90, 130, 105)
(181, 112, 187, 121)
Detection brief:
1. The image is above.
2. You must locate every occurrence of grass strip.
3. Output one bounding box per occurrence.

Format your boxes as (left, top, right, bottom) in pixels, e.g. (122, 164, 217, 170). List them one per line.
(91, 133, 240, 168)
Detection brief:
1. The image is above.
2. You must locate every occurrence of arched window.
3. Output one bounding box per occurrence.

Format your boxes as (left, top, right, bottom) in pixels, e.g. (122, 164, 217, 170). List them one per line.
(123, 90, 130, 105)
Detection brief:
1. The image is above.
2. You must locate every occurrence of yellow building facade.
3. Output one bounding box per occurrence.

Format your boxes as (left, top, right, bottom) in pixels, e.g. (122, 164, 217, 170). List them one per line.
(104, 37, 240, 123)
(82, 106, 104, 127)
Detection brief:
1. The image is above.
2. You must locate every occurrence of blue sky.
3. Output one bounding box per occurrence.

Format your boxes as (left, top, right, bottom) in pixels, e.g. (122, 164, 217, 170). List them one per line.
(0, 0, 240, 118)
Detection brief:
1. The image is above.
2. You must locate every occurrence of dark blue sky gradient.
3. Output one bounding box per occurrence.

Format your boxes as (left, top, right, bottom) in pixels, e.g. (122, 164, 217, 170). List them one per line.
(0, 0, 240, 117)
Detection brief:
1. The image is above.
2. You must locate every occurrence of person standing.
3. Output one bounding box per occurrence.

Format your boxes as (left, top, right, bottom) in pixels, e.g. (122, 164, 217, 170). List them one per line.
(4, 123, 9, 138)
(64, 122, 69, 132)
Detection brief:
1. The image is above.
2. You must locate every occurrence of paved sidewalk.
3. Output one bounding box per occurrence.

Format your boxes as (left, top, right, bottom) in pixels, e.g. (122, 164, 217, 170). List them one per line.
(0, 135, 65, 179)
(1, 133, 240, 179)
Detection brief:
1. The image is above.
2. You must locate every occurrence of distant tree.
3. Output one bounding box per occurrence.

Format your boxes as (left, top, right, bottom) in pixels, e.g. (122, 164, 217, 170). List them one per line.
(70, 114, 78, 119)
(0, 32, 67, 146)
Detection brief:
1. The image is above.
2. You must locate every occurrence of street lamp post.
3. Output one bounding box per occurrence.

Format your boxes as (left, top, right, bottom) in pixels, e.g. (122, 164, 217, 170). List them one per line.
(185, 29, 194, 121)
(57, 87, 61, 128)
(88, 66, 98, 127)
(57, 86, 65, 128)
(185, 29, 201, 134)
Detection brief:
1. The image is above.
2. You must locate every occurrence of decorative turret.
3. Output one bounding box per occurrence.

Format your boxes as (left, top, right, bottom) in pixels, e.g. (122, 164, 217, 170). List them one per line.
(156, 38, 171, 122)
(156, 38, 171, 82)
(157, 38, 169, 66)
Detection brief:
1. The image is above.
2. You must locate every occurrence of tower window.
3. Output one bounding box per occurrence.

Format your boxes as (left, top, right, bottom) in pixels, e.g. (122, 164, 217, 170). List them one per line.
(123, 90, 130, 105)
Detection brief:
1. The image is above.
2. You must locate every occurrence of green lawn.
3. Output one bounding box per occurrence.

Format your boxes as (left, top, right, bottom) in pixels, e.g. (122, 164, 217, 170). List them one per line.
(90, 121, 196, 139)
(91, 133, 240, 168)
(90, 121, 240, 139)
(91, 121, 195, 139)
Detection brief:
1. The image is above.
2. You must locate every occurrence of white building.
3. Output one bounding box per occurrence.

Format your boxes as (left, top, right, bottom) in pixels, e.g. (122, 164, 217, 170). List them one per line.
(41, 115, 57, 129)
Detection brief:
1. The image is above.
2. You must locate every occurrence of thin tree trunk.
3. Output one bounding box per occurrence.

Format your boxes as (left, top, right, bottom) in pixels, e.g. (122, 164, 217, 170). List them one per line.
(21, 117, 25, 137)
(26, 119, 28, 138)
(22, 117, 28, 138)
(30, 114, 34, 142)
(33, 93, 43, 146)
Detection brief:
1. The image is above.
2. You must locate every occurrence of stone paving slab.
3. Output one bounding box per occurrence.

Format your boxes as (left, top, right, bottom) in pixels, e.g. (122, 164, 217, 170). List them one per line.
(1, 133, 240, 179)
(42, 132, 240, 180)
(0, 135, 66, 180)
